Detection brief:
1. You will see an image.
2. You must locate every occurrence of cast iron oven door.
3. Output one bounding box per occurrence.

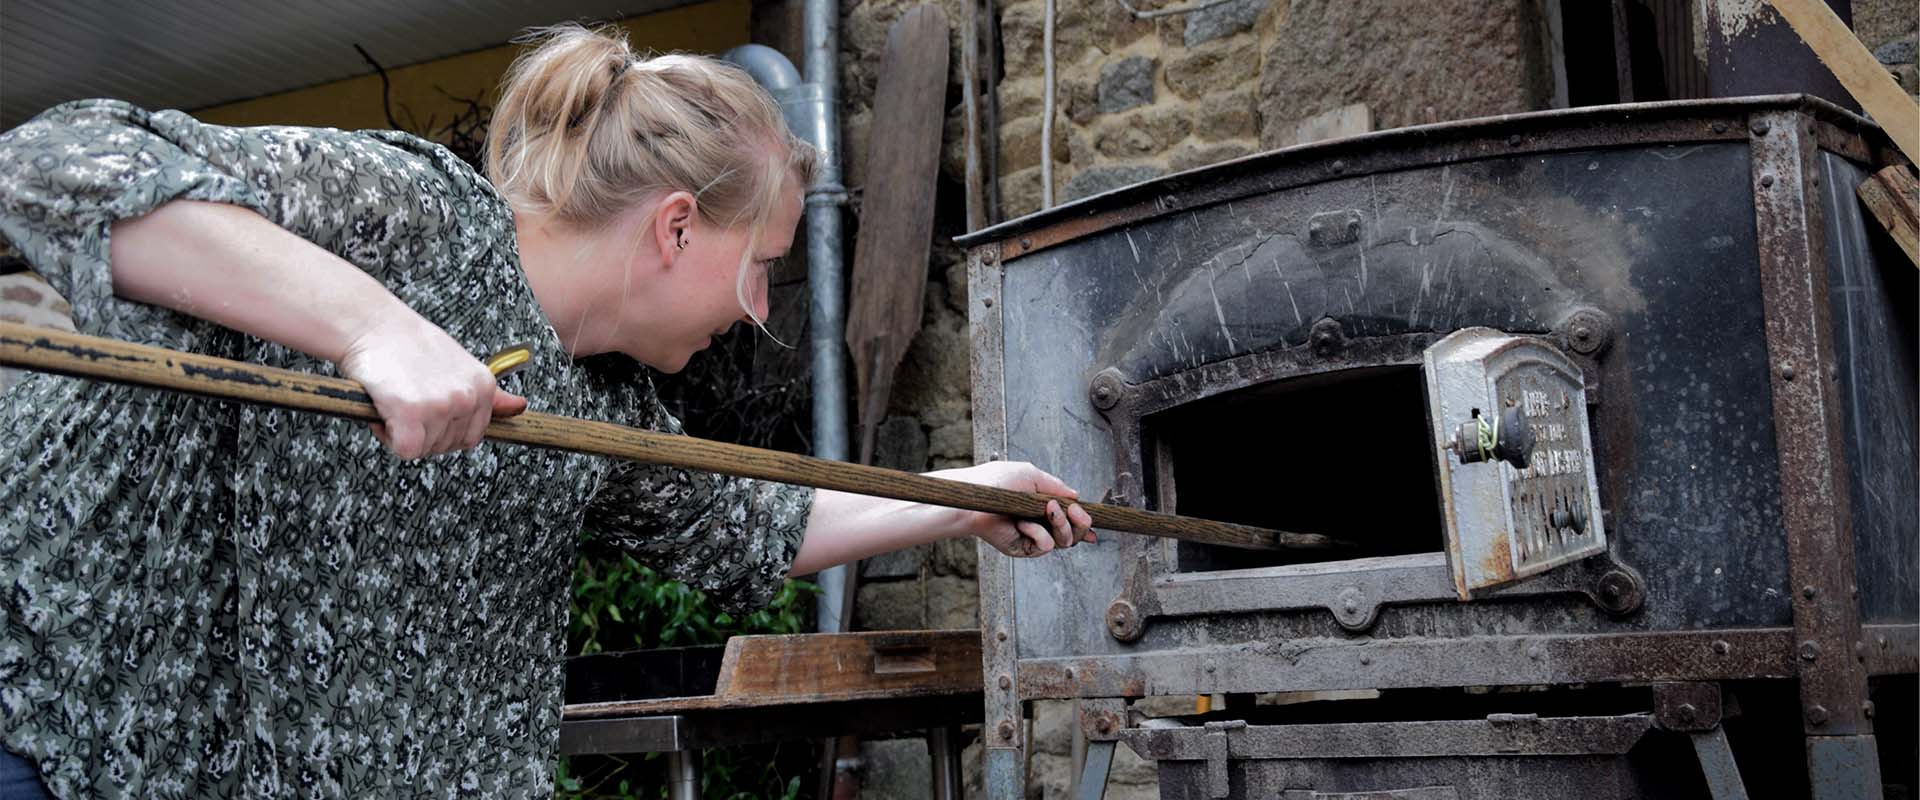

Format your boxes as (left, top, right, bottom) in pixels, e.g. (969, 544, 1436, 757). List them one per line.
(1094, 327, 1608, 629)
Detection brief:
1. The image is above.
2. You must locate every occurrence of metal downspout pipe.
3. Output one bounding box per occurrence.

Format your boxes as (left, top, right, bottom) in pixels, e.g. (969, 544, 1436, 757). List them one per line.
(724, 3, 850, 637)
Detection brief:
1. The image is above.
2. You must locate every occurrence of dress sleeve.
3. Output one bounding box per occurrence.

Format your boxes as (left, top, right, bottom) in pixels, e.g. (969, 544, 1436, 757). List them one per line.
(0, 98, 504, 347)
(583, 374, 815, 614)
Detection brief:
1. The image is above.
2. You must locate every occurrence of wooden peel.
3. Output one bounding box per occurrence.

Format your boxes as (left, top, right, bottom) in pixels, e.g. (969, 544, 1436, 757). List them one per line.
(844, 5, 951, 466)
(835, 10, 957, 793)
(0, 320, 1339, 552)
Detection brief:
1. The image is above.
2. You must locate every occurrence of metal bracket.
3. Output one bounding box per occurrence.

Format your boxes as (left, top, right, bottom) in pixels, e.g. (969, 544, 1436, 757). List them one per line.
(1079, 698, 1129, 741)
(1653, 682, 1724, 732)
(1203, 719, 1246, 799)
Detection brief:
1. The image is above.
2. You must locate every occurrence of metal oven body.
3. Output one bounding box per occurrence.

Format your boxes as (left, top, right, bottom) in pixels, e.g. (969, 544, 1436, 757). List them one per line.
(961, 97, 1916, 800)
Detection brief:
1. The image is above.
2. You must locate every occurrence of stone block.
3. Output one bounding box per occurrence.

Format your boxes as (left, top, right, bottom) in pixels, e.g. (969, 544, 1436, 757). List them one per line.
(873, 414, 930, 472)
(856, 738, 930, 800)
(942, 258, 970, 314)
(997, 76, 1048, 120)
(997, 112, 1073, 174)
(1092, 105, 1191, 158)
(1029, 751, 1073, 799)
(862, 543, 930, 579)
(1097, 56, 1157, 113)
(1133, 694, 1204, 718)
(1000, 165, 1044, 218)
(1055, 75, 1099, 125)
(1257, 0, 1549, 133)
(1164, 39, 1256, 100)
(927, 419, 974, 462)
(1168, 140, 1252, 172)
(890, 300, 974, 426)
(1194, 87, 1256, 141)
(963, 735, 986, 800)
(1854, 0, 1918, 55)
(931, 536, 979, 578)
(1001, 0, 1096, 75)
(942, 104, 968, 184)
(843, 105, 876, 191)
(1875, 32, 1917, 65)
(1109, 741, 1160, 785)
(1262, 102, 1371, 151)
(1062, 164, 1163, 202)
(1066, 124, 1099, 168)
(855, 578, 926, 630)
(1892, 62, 1918, 94)
(925, 575, 980, 629)
(1032, 699, 1074, 755)
(1184, 0, 1269, 46)
(1060, 0, 1160, 48)
(1106, 779, 1160, 800)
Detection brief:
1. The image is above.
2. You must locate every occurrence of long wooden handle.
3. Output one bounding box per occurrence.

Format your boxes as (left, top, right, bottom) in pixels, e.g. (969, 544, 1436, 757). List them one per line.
(0, 321, 1336, 552)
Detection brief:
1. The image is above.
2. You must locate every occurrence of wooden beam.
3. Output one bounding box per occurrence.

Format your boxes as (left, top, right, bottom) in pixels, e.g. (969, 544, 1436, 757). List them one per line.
(1765, 0, 1920, 164)
(1857, 165, 1919, 267)
(563, 631, 982, 718)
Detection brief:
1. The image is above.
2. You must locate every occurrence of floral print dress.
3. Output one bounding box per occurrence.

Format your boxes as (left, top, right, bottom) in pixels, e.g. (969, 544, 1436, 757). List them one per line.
(0, 99, 813, 798)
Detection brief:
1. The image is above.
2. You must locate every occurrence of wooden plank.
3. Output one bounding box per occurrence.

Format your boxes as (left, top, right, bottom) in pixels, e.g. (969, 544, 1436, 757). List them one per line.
(844, 5, 952, 465)
(1276, 103, 1372, 149)
(563, 631, 982, 719)
(1856, 164, 1919, 266)
(1765, 0, 1920, 165)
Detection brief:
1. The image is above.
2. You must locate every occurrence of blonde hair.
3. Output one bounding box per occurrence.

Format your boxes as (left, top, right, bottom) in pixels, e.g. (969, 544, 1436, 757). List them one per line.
(486, 24, 818, 327)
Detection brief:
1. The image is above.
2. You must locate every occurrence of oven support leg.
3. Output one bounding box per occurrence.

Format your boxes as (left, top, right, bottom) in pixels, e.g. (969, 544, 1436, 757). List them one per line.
(1075, 740, 1116, 800)
(1689, 728, 1750, 800)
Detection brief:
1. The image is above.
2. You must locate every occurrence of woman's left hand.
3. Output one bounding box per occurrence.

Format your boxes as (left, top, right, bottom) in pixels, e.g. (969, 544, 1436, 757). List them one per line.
(929, 461, 1097, 558)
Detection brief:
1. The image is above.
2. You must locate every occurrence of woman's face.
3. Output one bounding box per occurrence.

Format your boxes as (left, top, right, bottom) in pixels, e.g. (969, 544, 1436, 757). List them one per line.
(639, 183, 803, 373)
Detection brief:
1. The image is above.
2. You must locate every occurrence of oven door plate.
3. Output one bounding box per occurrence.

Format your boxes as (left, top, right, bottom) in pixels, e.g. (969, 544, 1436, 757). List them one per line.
(1424, 328, 1608, 599)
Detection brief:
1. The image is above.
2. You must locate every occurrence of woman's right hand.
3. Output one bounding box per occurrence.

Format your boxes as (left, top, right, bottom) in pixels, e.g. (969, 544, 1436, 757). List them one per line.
(336, 310, 527, 460)
(107, 200, 527, 460)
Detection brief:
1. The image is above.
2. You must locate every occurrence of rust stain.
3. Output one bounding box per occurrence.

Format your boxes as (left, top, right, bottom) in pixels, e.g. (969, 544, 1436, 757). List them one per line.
(1480, 531, 1516, 587)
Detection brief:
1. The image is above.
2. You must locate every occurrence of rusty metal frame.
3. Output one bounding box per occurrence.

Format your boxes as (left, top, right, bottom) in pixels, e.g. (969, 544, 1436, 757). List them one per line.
(1015, 623, 1918, 700)
(968, 241, 1026, 799)
(956, 97, 1883, 262)
(1749, 108, 1874, 735)
(1122, 713, 1656, 761)
(1748, 106, 1885, 797)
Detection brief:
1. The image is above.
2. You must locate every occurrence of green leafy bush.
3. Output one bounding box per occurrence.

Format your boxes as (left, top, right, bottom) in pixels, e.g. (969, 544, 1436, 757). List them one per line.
(559, 552, 820, 799)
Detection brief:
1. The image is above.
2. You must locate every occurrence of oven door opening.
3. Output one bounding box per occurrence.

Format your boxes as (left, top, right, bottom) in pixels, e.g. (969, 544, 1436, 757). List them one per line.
(1144, 365, 1444, 572)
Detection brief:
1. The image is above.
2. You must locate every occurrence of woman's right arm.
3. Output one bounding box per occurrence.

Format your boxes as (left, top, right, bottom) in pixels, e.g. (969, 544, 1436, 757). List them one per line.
(0, 101, 523, 460)
(109, 199, 524, 459)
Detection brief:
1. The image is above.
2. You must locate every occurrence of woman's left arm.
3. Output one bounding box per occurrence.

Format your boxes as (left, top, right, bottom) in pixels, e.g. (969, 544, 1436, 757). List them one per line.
(790, 461, 1097, 575)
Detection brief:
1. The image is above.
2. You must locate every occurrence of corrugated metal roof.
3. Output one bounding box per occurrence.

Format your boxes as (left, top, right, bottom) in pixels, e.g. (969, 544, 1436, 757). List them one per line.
(1, 0, 698, 128)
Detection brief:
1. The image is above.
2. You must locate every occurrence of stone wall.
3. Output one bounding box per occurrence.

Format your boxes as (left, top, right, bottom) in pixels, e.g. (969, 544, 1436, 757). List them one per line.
(1853, 0, 1919, 97)
(990, 0, 1555, 217)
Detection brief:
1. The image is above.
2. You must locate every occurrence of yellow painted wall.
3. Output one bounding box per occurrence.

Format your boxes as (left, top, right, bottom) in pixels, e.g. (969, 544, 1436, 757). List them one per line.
(196, 0, 749, 134)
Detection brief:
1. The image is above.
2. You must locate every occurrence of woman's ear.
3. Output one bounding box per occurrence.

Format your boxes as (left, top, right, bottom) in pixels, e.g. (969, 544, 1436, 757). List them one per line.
(652, 191, 698, 267)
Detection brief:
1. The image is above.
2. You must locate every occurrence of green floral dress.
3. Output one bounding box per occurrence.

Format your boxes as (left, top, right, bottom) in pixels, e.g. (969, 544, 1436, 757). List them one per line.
(0, 99, 813, 798)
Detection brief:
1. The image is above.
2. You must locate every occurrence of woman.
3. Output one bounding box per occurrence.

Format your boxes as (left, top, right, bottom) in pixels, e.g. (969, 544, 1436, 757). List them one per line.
(0, 24, 1093, 798)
